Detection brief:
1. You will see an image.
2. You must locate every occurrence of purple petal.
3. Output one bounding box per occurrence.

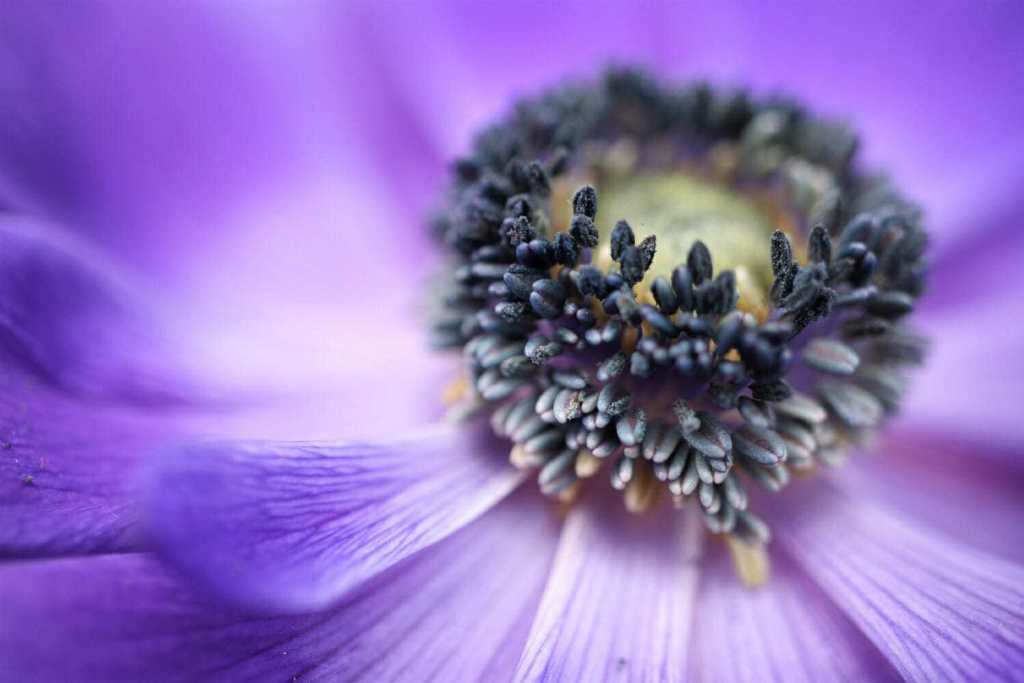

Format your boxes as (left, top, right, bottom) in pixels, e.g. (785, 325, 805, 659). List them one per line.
(1, 4, 365, 276)
(0, 211, 458, 557)
(237, 489, 560, 682)
(0, 211, 456, 557)
(146, 424, 524, 612)
(175, 172, 456, 437)
(2, 4, 443, 360)
(904, 194, 1024, 451)
(0, 382, 177, 557)
(919, 190, 1024, 316)
(0, 215, 203, 403)
(902, 195, 1024, 453)
(353, 1, 742, 163)
(514, 492, 702, 682)
(772, 482, 1024, 681)
(837, 430, 1024, 563)
(0, 371, 464, 564)
(117, 175, 456, 437)
(0, 215, 214, 557)
(902, 301, 1024, 450)
(0, 491, 560, 681)
(689, 544, 898, 682)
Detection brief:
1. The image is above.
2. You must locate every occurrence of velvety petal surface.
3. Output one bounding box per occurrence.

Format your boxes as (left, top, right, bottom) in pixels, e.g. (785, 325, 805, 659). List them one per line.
(3, 5, 452, 433)
(0, 216, 206, 403)
(772, 481, 1024, 682)
(902, 187, 1024, 449)
(514, 492, 702, 682)
(920, 190, 1024, 315)
(0, 490, 560, 682)
(1, 3, 371, 279)
(1, 2, 442, 296)
(0, 215, 211, 557)
(689, 544, 898, 682)
(902, 299, 1024, 451)
(351, 1, 737, 166)
(838, 430, 1024, 563)
(0, 381, 175, 557)
(176, 170, 457, 440)
(0, 211, 453, 557)
(147, 423, 524, 612)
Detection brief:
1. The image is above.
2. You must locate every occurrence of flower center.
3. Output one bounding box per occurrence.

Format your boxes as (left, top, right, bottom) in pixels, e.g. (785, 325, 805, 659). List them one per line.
(592, 172, 778, 318)
(430, 68, 928, 586)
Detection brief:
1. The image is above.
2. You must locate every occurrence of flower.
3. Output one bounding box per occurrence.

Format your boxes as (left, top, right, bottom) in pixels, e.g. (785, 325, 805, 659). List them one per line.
(2, 2, 1024, 682)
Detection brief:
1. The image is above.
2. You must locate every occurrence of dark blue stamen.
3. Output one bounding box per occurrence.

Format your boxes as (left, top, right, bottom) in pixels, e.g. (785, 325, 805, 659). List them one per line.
(431, 68, 927, 548)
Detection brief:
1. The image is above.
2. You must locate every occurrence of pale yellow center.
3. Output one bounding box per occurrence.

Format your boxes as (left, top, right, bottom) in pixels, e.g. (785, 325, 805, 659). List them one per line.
(591, 173, 780, 317)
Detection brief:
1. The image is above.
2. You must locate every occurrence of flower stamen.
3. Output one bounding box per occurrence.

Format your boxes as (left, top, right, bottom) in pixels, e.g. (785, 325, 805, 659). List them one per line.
(430, 68, 927, 575)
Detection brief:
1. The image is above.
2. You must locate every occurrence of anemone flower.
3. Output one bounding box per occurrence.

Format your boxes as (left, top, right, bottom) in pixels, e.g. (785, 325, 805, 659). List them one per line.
(2, 3, 1024, 682)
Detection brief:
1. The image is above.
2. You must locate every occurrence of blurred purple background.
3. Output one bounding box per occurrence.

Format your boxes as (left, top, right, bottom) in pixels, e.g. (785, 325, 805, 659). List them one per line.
(4, 1, 1023, 445)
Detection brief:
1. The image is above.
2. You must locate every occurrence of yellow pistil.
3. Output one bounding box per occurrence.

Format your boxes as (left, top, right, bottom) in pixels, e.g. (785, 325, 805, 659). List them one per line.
(624, 462, 662, 514)
(510, 445, 543, 470)
(557, 481, 584, 506)
(442, 371, 485, 423)
(441, 372, 469, 405)
(575, 449, 603, 478)
(727, 537, 770, 588)
(733, 264, 770, 321)
(620, 324, 640, 355)
(594, 172, 779, 318)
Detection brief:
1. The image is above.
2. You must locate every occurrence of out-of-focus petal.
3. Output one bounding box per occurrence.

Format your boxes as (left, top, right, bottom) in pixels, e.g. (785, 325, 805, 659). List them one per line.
(0, 491, 560, 682)
(0, 211, 452, 556)
(920, 189, 1024, 315)
(772, 482, 1024, 682)
(1, 3, 356, 276)
(353, 0, 742, 163)
(514, 492, 701, 682)
(905, 193, 1024, 450)
(175, 172, 456, 438)
(905, 192, 1024, 452)
(146, 424, 523, 613)
(0, 214, 210, 557)
(689, 544, 898, 682)
(1, 4, 447, 401)
(0, 343, 461, 558)
(902, 299, 1024, 450)
(3, 3, 452, 406)
(0, 215, 204, 403)
(837, 430, 1024, 563)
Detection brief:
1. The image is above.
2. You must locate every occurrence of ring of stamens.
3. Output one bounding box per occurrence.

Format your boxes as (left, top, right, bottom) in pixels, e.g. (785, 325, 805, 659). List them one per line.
(431, 69, 927, 573)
